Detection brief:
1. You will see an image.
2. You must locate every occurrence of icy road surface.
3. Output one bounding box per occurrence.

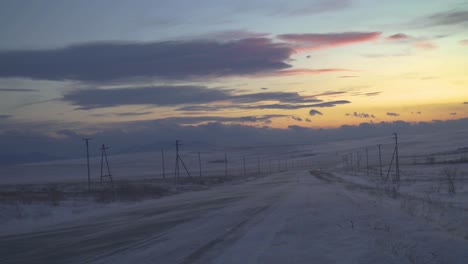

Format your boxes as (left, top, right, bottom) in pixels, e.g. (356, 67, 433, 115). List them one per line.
(1, 171, 467, 264)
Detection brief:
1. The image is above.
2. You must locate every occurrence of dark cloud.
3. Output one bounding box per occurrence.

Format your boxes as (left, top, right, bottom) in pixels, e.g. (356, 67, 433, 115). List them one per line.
(464, 102, 468, 104)
(309, 100, 351, 108)
(63, 86, 321, 110)
(233, 91, 319, 104)
(0, 38, 292, 82)
(353, 112, 375, 118)
(309, 109, 323, 116)
(387, 33, 410, 40)
(305, 118, 311, 122)
(64, 86, 229, 110)
(0, 115, 11, 119)
(292, 116, 303, 122)
(0, 88, 38, 92)
(272, 0, 352, 16)
(176, 105, 223, 112)
(424, 10, 468, 27)
(387, 112, 400, 116)
(243, 103, 318, 110)
(450, 112, 457, 116)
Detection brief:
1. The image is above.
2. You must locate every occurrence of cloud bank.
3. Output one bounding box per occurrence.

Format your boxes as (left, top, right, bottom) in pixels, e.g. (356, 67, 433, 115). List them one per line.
(0, 38, 292, 82)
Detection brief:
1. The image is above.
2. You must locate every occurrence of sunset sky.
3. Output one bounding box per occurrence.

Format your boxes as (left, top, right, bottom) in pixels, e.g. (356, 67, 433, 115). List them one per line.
(0, 0, 468, 159)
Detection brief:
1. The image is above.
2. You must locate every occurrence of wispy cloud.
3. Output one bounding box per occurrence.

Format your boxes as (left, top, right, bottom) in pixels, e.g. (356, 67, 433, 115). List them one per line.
(115, 112, 153, 117)
(309, 100, 351, 108)
(152, 115, 288, 125)
(0, 88, 38, 92)
(272, 0, 352, 16)
(63, 85, 326, 110)
(414, 40, 437, 50)
(277, 32, 381, 51)
(423, 10, 468, 27)
(460, 40, 468, 46)
(274, 68, 353, 76)
(310, 91, 347, 97)
(203, 30, 270, 41)
(364, 92, 381, 97)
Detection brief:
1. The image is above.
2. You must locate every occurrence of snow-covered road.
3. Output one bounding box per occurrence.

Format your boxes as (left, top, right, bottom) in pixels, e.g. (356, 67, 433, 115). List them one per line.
(1, 170, 467, 264)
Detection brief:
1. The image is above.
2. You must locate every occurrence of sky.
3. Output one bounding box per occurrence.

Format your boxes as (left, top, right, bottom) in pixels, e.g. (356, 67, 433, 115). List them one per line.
(0, 0, 468, 161)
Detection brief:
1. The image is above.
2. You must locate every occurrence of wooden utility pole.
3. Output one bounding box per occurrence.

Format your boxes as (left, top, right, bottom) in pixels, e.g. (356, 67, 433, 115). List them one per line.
(83, 138, 91, 192)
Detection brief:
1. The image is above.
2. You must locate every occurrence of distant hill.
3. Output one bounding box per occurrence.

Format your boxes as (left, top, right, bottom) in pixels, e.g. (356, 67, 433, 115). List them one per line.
(0, 152, 65, 165)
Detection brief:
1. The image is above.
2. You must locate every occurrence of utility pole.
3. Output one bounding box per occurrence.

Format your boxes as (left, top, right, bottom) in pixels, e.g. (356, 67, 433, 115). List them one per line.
(100, 144, 113, 187)
(161, 148, 165, 180)
(393, 133, 400, 186)
(83, 138, 91, 192)
(198, 152, 202, 177)
(378, 144, 383, 179)
(174, 140, 191, 183)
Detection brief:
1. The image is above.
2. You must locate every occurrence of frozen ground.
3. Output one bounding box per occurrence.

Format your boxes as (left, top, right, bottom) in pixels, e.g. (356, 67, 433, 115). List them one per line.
(1, 130, 468, 263)
(1, 170, 467, 264)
